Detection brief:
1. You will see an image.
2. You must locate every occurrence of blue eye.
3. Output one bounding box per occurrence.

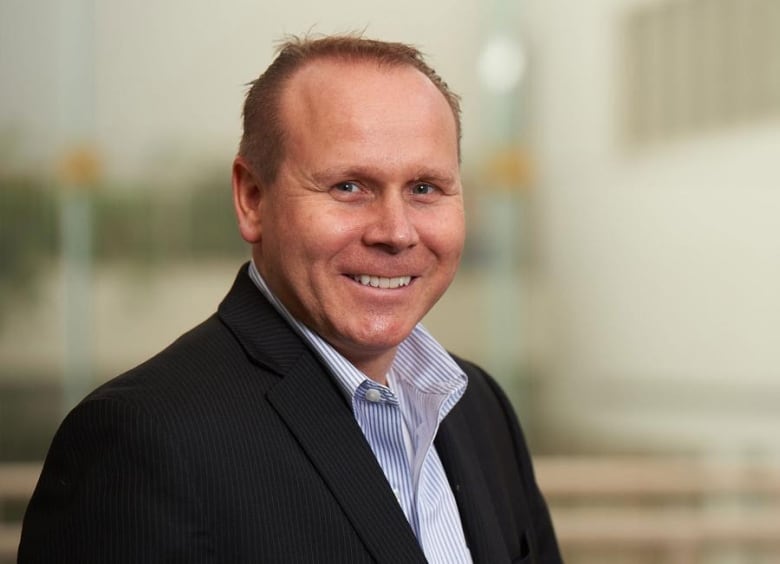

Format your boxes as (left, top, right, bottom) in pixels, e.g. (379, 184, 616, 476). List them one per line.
(412, 183, 435, 195)
(334, 182, 360, 193)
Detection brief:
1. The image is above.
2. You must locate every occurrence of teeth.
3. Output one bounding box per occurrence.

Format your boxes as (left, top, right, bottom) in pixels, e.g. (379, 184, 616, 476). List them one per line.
(352, 275, 412, 289)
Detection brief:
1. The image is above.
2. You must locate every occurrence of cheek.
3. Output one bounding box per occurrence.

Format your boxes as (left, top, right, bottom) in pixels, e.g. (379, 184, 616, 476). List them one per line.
(284, 206, 363, 260)
(422, 208, 466, 259)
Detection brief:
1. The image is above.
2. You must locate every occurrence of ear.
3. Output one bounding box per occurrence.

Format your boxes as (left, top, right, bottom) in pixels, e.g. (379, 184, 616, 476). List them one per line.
(232, 156, 264, 244)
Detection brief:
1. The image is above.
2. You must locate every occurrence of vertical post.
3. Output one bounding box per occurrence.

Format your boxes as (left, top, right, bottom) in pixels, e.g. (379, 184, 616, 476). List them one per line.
(57, 0, 97, 413)
(477, 0, 530, 409)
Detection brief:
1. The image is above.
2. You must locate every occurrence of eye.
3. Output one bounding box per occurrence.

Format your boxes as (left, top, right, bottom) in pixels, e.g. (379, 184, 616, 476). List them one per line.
(329, 181, 367, 202)
(411, 182, 441, 201)
(333, 181, 360, 193)
(411, 183, 437, 196)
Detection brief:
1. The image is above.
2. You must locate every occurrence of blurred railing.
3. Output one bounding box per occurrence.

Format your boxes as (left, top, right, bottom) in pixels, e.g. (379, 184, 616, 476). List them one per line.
(3, 457, 780, 562)
(536, 457, 780, 564)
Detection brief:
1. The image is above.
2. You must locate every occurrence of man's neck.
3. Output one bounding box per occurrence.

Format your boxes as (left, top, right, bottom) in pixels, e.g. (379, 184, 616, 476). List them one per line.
(339, 346, 398, 385)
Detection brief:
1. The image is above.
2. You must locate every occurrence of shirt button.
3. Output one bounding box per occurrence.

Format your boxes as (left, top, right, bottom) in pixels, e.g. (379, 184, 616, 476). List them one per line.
(365, 389, 382, 403)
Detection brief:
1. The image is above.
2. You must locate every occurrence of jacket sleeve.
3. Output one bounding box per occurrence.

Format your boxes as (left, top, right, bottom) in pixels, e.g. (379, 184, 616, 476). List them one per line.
(18, 396, 212, 563)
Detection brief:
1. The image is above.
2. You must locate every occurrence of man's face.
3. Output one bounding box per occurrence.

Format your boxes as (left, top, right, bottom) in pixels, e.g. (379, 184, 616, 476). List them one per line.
(253, 59, 464, 375)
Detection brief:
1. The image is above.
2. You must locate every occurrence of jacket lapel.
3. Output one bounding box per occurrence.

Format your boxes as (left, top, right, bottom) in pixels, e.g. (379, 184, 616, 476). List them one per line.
(436, 409, 513, 563)
(219, 265, 427, 564)
(268, 356, 427, 564)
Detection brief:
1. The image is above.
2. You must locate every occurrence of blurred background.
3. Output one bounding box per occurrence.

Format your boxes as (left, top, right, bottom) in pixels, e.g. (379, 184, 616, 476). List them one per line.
(2, 0, 780, 562)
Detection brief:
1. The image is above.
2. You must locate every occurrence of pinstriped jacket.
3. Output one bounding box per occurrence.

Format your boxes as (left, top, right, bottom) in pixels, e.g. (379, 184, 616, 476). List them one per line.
(19, 265, 562, 563)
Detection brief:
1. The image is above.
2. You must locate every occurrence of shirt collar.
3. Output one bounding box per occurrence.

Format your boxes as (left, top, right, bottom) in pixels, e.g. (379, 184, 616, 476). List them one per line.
(247, 260, 467, 404)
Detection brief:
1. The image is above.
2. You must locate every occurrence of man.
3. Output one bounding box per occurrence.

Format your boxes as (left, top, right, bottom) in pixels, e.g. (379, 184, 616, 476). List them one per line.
(20, 35, 562, 563)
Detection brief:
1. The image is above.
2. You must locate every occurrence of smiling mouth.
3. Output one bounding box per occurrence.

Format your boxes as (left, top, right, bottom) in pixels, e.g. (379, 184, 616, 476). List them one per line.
(351, 275, 412, 289)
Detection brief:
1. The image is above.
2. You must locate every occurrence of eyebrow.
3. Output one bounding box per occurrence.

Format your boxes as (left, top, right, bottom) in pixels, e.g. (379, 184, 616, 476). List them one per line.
(311, 165, 457, 187)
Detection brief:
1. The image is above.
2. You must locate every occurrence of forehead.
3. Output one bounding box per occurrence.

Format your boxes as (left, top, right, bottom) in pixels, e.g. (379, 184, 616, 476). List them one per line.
(279, 58, 457, 141)
(285, 56, 434, 93)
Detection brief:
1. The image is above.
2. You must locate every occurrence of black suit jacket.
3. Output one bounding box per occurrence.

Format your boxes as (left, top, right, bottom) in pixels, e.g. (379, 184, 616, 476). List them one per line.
(19, 265, 562, 563)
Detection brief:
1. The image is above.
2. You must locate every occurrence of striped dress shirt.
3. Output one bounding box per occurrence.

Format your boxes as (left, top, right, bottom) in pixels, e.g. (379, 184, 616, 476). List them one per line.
(248, 262, 473, 563)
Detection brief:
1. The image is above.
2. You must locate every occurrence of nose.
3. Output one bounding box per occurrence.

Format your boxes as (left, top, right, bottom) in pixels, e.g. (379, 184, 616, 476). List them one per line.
(362, 193, 420, 252)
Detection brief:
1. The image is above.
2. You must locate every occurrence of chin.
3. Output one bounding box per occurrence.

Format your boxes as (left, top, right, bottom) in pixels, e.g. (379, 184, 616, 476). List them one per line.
(345, 323, 414, 350)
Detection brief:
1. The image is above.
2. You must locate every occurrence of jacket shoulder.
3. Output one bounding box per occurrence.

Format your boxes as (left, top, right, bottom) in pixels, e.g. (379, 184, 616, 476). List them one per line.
(87, 313, 274, 417)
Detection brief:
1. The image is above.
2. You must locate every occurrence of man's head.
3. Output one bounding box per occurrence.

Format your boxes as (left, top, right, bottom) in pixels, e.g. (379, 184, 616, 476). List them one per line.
(233, 35, 465, 381)
(238, 35, 462, 187)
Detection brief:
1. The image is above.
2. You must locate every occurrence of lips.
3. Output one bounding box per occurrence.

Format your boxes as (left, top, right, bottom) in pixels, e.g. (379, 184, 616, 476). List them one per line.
(351, 275, 412, 289)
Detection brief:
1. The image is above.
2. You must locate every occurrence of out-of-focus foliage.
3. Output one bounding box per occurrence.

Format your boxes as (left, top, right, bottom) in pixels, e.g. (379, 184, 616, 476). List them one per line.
(0, 164, 245, 320)
(91, 171, 245, 263)
(0, 174, 58, 318)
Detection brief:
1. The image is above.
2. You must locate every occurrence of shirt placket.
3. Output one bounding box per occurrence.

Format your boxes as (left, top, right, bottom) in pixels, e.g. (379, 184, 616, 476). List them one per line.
(353, 384, 418, 534)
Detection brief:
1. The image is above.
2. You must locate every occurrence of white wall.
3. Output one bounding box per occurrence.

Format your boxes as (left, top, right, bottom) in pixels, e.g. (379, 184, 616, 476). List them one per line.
(524, 0, 780, 455)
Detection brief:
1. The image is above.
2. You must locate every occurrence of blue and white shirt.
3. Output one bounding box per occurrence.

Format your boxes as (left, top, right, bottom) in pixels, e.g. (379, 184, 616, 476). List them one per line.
(248, 261, 472, 563)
